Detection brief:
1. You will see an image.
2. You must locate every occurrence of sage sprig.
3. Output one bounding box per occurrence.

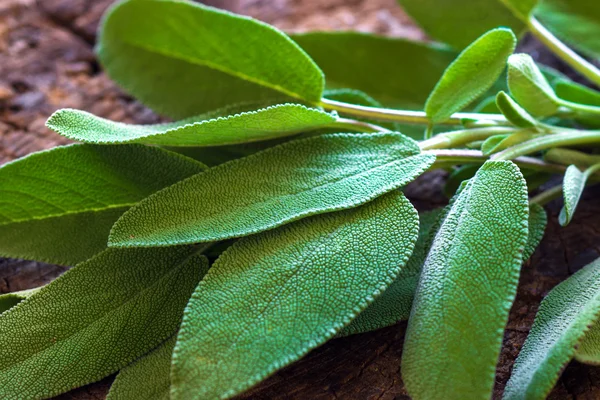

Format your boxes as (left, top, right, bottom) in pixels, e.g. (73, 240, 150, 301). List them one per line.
(2, 0, 600, 398)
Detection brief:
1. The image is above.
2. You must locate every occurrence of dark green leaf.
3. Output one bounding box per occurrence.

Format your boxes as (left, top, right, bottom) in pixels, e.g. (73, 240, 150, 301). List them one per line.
(402, 160, 529, 400)
(98, 0, 324, 118)
(0, 288, 37, 315)
(109, 132, 435, 248)
(170, 191, 418, 399)
(0, 144, 205, 265)
(0, 247, 208, 399)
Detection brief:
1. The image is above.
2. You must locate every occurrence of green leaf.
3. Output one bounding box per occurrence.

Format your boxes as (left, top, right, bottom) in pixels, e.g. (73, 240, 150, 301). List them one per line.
(0, 246, 208, 399)
(47, 104, 336, 147)
(291, 31, 455, 108)
(170, 191, 419, 399)
(109, 132, 435, 248)
(340, 208, 442, 336)
(524, 203, 547, 261)
(503, 258, 600, 400)
(536, 0, 600, 61)
(496, 91, 538, 128)
(556, 80, 600, 106)
(397, 0, 524, 49)
(481, 132, 539, 155)
(0, 288, 38, 315)
(107, 336, 176, 400)
(402, 160, 529, 400)
(425, 28, 517, 124)
(0, 144, 205, 265)
(508, 54, 561, 117)
(98, 0, 324, 118)
(499, 0, 539, 21)
(559, 163, 600, 226)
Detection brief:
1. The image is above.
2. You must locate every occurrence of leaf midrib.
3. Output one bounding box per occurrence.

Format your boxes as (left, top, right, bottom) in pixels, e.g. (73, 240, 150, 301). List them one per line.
(0, 203, 135, 226)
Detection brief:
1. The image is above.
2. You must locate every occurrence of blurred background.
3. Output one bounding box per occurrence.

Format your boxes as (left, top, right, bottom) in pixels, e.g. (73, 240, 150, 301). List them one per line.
(1, 1, 599, 399)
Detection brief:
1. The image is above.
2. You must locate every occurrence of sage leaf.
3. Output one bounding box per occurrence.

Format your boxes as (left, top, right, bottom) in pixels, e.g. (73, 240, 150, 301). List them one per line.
(0, 144, 205, 265)
(98, 0, 324, 118)
(47, 104, 336, 147)
(536, 0, 600, 61)
(109, 132, 435, 248)
(402, 160, 529, 400)
(397, 0, 524, 49)
(556, 80, 600, 106)
(425, 28, 517, 124)
(503, 258, 600, 400)
(481, 132, 539, 156)
(0, 288, 38, 315)
(170, 191, 419, 399)
(340, 208, 442, 336)
(292, 32, 455, 108)
(107, 336, 176, 400)
(524, 203, 547, 261)
(496, 91, 538, 128)
(560, 163, 600, 226)
(0, 247, 209, 399)
(508, 54, 561, 117)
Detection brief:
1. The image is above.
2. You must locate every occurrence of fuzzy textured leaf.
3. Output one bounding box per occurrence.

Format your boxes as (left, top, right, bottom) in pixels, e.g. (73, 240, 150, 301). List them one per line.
(508, 54, 561, 117)
(0, 288, 37, 315)
(402, 160, 529, 400)
(47, 104, 336, 147)
(170, 191, 419, 399)
(425, 28, 516, 124)
(503, 258, 600, 400)
(496, 91, 538, 128)
(109, 132, 435, 247)
(0, 247, 208, 399)
(524, 203, 547, 261)
(481, 132, 539, 156)
(107, 336, 176, 400)
(340, 208, 441, 336)
(0, 144, 205, 265)
(98, 0, 324, 118)
(560, 163, 600, 226)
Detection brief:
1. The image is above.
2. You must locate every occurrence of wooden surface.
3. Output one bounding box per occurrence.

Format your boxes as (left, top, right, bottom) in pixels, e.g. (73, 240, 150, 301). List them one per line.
(1, 1, 599, 399)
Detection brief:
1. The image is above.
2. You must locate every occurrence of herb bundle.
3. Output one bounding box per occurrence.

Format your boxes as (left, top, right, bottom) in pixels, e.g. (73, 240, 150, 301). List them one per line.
(1, 0, 600, 399)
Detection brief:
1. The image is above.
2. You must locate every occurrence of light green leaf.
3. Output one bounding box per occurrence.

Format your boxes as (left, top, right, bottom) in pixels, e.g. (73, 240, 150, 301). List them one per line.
(0, 288, 38, 315)
(109, 132, 435, 248)
(397, 0, 524, 49)
(560, 163, 600, 226)
(535, 0, 600, 61)
(481, 132, 539, 155)
(556, 80, 600, 106)
(508, 54, 561, 117)
(402, 160, 529, 400)
(47, 104, 336, 147)
(425, 28, 517, 124)
(107, 336, 176, 400)
(524, 203, 547, 261)
(496, 91, 538, 128)
(98, 0, 324, 118)
(292, 31, 455, 108)
(0, 144, 205, 265)
(0, 246, 208, 399)
(170, 191, 419, 399)
(503, 258, 600, 400)
(340, 208, 442, 336)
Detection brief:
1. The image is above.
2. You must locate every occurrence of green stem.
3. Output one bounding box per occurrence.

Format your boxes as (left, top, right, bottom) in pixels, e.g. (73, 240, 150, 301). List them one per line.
(558, 98, 600, 116)
(544, 148, 600, 167)
(529, 184, 563, 206)
(528, 16, 600, 87)
(420, 127, 518, 150)
(424, 149, 567, 174)
(329, 117, 390, 133)
(320, 98, 507, 126)
(493, 130, 600, 161)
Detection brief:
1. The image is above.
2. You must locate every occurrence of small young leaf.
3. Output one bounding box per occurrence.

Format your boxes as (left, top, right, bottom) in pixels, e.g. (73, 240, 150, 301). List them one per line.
(425, 28, 517, 124)
(340, 208, 442, 336)
(0, 144, 205, 265)
(524, 203, 547, 261)
(496, 91, 538, 128)
(98, 0, 324, 118)
(481, 132, 539, 155)
(109, 132, 435, 248)
(170, 191, 419, 399)
(508, 54, 561, 117)
(46, 104, 336, 147)
(397, 0, 524, 50)
(503, 258, 600, 400)
(291, 32, 455, 108)
(560, 163, 600, 226)
(107, 336, 176, 400)
(402, 160, 529, 400)
(0, 247, 208, 399)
